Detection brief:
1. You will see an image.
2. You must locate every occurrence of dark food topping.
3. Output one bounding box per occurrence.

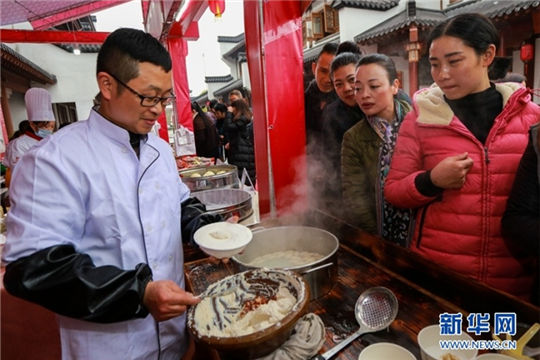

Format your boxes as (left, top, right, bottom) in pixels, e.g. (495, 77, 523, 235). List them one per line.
(239, 294, 277, 317)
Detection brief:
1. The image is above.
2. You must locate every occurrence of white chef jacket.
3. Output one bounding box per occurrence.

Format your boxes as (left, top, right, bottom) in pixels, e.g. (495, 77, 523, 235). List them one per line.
(2, 132, 40, 168)
(3, 110, 190, 360)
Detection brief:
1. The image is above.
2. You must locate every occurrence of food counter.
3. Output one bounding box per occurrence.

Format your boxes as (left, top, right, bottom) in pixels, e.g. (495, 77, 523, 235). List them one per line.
(185, 245, 463, 359)
(184, 210, 540, 359)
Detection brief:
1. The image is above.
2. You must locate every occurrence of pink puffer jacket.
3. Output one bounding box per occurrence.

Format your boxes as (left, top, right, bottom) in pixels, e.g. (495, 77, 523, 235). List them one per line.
(385, 83, 539, 300)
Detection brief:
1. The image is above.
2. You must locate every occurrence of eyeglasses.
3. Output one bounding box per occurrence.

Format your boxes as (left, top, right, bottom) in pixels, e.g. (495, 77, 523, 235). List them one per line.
(108, 73, 175, 107)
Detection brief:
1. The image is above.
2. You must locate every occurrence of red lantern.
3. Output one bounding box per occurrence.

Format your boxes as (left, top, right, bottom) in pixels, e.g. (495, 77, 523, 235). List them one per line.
(520, 43, 534, 63)
(208, 0, 226, 18)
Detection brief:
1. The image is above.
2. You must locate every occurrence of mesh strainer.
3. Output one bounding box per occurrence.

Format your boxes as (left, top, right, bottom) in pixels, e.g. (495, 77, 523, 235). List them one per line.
(313, 286, 399, 360)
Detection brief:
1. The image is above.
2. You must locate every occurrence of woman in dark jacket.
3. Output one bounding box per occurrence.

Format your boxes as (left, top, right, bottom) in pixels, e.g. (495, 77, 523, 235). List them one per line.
(226, 100, 256, 184)
(192, 102, 219, 159)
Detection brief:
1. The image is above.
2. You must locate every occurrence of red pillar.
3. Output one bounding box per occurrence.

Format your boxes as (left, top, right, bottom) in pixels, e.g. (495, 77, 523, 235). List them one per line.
(244, 1, 307, 218)
(244, 1, 271, 216)
(168, 38, 193, 131)
(407, 26, 420, 97)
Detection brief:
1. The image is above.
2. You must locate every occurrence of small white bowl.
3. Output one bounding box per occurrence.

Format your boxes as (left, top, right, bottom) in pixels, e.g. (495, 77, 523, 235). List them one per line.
(417, 324, 478, 360)
(475, 354, 515, 360)
(194, 222, 252, 258)
(358, 342, 417, 360)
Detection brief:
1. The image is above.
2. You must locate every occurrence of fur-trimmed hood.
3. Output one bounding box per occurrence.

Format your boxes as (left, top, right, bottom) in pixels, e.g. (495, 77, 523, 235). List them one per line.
(412, 82, 527, 126)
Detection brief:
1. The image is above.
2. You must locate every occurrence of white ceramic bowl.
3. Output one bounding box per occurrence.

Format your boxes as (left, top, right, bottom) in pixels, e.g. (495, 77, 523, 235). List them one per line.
(417, 324, 478, 360)
(193, 222, 252, 258)
(358, 342, 417, 360)
(475, 354, 515, 360)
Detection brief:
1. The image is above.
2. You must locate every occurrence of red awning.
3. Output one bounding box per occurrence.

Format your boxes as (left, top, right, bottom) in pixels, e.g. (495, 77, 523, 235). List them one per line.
(0, 0, 131, 29)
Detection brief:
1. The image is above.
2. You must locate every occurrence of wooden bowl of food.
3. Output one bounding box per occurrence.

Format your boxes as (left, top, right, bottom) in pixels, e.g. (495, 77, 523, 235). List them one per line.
(187, 269, 310, 359)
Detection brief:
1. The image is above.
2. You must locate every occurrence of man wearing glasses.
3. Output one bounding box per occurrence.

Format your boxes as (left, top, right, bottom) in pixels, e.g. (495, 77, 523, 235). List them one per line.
(2, 28, 212, 359)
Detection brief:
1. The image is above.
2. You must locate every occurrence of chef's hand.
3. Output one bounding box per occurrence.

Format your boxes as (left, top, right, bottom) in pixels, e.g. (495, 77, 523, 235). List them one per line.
(143, 280, 200, 322)
(430, 152, 473, 189)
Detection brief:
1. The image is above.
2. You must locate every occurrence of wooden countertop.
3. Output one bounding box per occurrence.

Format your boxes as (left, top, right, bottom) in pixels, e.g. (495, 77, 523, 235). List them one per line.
(184, 210, 539, 359)
(185, 244, 466, 359)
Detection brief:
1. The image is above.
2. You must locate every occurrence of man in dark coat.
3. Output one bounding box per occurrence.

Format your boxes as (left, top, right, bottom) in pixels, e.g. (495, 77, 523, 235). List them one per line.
(304, 42, 338, 147)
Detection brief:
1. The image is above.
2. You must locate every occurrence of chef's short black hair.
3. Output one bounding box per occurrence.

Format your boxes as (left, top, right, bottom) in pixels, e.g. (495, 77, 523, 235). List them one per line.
(96, 28, 172, 85)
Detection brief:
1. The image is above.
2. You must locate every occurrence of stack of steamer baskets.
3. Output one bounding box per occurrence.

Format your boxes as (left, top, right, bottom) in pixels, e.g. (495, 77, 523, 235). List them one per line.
(179, 164, 253, 221)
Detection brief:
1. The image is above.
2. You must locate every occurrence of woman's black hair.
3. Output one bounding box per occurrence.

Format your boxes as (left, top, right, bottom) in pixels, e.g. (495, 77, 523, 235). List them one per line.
(357, 53, 398, 84)
(336, 41, 361, 55)
(213, 103, 228, 113)
(330, 52, 361, 78)
(427, 13, 499, 56)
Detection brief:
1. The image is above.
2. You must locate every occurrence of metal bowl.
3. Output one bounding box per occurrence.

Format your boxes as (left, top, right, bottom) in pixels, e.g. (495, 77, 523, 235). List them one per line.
(179, 165, 239, 192)
(193, 188, 253, 221)
(233, 226, 339, 300)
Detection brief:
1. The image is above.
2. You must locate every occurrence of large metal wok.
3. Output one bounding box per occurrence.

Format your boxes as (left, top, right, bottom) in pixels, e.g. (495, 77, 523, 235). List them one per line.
(232, 226, 339, 300)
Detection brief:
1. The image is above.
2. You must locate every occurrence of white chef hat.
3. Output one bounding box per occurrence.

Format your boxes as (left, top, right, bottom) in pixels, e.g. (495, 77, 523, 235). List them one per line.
(25, 88, 54, 122)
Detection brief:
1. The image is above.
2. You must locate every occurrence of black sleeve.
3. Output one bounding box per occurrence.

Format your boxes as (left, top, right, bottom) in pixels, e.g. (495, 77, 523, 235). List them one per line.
(181, 197, 223, 246)
(414, 170, 445, 197)
(502, 139, 540, 252)
(3, 245, 153, 323)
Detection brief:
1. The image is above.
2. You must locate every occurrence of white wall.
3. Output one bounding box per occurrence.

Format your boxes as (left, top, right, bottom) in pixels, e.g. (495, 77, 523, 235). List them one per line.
(6, 42, 98, 123)
(416, 0, 443, 10)
(7, 91, 26, 130)
(391, 56, 410, 95)
(241, 62, 251, 90)
(339, 6, 403, 42)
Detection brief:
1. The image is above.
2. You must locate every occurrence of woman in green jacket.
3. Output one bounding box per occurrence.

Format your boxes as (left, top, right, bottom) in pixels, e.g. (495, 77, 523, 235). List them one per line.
(341, 54, 412, 246)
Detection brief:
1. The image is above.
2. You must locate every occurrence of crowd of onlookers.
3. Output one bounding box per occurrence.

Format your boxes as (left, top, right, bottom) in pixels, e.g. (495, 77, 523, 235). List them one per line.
(186, 12, 539, 304)
(5, 12, 536, 307)
(0, 17, 537, 360)
(304, 13, 539, 304)
(192, 89, 256, 185)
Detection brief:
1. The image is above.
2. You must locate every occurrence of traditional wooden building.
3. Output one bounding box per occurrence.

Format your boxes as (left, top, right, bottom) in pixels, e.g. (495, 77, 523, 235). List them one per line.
(303, 0, 540, 98)
(355, 0, 539, 96)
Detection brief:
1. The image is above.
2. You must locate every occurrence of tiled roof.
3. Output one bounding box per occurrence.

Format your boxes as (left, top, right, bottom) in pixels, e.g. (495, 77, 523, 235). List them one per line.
(217, 34, 245, 43)
(213, 79, 243, 97)
(205, 75, 234, 83)
(332, 0, 399, 10)
(191, 92, 208, 103)
(223, 40, 246, 60)
(56, 44, 101, 53)
(355, 7, 445, 42)
(303, 33, 340, 63)
(446, 0, 539, 17)
(354, 0, 539, 44)
(1, 44, 57, 84)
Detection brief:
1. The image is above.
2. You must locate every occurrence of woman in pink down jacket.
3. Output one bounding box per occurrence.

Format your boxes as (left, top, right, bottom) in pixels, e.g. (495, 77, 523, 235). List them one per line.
(384, 13, 539, 301)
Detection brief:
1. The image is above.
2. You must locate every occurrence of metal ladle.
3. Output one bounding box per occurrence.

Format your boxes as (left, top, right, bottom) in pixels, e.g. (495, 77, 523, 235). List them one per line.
(313, 286, 399, 360)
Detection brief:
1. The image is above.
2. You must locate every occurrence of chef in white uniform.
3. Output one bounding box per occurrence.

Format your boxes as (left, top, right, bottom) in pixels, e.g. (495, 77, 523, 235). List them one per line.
(3, 88, 56, 186)
(2, 28, 218, 360)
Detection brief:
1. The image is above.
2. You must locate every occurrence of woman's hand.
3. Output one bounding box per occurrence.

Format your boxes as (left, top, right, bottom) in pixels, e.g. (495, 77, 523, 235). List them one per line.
(430, 152, 473, 189)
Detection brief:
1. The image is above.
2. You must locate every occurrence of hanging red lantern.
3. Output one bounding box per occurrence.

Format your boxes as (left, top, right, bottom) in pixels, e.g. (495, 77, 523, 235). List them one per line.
(520, 43, 534, 63)
(208, 0, 226, 18)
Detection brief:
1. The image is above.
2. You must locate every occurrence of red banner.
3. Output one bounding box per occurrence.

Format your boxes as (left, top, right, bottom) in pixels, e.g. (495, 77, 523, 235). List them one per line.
(262, 1, 307, 215)
(168, 38, 193, 131)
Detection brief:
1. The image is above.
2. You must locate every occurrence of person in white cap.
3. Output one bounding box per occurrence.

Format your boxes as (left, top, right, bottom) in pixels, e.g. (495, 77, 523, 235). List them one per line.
(3, 87, 56, 186)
